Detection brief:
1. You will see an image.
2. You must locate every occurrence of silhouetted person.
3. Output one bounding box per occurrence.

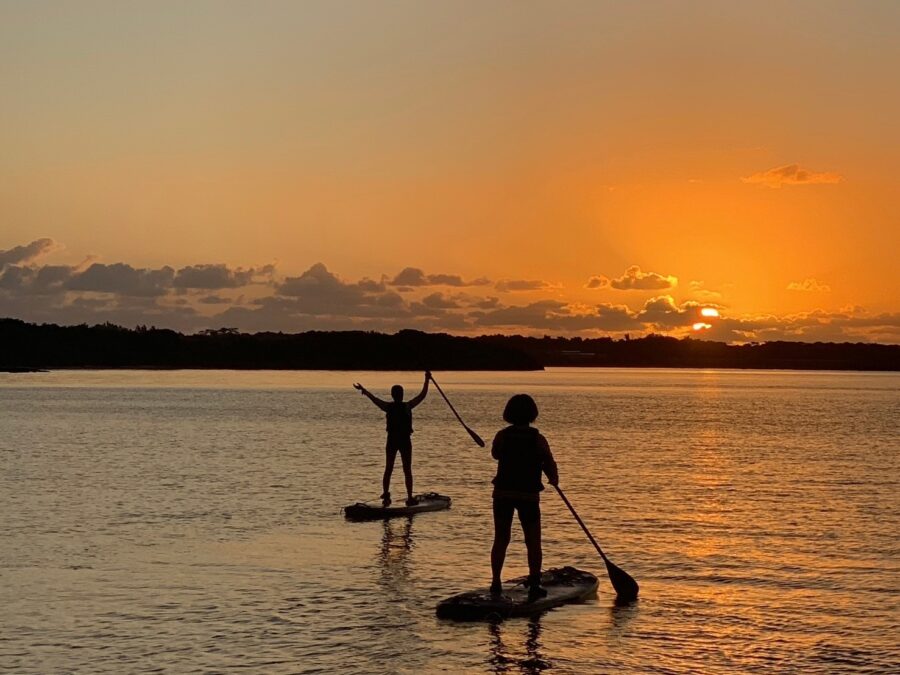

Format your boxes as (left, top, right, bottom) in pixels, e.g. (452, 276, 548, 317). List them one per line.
(490, 394, 558, 602)
(353, 372, 430, 506)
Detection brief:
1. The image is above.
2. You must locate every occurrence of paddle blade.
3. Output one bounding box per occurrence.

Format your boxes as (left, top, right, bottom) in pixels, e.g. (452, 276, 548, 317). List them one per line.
(466, 426, 486, 447)
(604, 558, 639, 601)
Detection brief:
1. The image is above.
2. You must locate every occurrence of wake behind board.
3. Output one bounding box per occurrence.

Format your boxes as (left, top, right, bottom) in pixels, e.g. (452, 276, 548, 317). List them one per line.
(436, 566, 598, 621)
(344, 492, 451, 521)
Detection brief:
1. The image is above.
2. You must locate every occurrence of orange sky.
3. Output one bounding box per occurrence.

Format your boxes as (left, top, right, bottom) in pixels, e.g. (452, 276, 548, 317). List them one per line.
(1, 2, 898, 342)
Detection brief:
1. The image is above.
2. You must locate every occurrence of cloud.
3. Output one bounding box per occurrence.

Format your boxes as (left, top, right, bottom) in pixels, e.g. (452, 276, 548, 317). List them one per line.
(473, 296, 501, 309)
(495, 279, 562, 292)
(174, 263, 274, 289)
(0, 238, 896, 343)
(741, 164, 843, 188)
(67, 263, 175, 297)
(698, 309, 900, 344)
(636, 295, 703, 328)
(0, 238, 58, 267)
(584, 275, 609, 289)
(357, 277, 387, 292)
(472, 300, 640, 332)
(421, 292, 461, 309)
(0, 266, 42, 293)
(198, 295, 232, 305)
(276, 262, 395, 313)
(389, 267, 490, 288)
(687, 280, 723, 301)
(587, 266, 677, 291)
(787, 278, 831, 292)
(471, 300, 571, 329)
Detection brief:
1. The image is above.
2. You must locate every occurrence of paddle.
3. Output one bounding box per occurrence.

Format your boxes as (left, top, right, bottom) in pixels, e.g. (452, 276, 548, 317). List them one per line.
(554, 485, 639, 602)
(428, 374, 485, 447)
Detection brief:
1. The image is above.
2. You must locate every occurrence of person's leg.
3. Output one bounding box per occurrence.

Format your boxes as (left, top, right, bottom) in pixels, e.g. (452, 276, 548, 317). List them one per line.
(521, 521, 543, 580)
(491, 499, 514, 593)
(399, 440, 414, 503)
(382, 443, 397, 502)
(519, 501, 546, 599)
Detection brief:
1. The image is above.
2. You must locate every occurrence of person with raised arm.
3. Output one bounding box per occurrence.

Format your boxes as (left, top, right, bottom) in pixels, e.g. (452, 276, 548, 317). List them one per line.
(353, 371, 430, 506)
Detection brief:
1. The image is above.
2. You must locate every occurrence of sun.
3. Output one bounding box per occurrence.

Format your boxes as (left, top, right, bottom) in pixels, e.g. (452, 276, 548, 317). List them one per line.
(700, 307, 720, 318)
(693, 322, 712, 331)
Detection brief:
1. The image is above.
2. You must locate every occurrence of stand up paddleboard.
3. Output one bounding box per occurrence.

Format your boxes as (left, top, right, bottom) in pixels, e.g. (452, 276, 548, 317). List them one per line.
(436, 566, 598, 621)
(343, 492, 451, 521)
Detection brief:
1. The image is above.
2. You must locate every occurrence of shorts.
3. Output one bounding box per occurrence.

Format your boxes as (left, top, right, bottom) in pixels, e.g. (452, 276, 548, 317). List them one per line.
(493, 496, 541, 528)
(386, 433, 412, 454)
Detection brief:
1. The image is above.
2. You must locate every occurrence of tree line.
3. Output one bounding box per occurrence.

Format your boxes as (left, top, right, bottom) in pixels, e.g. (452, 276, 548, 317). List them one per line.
(1, 318, 897, 371)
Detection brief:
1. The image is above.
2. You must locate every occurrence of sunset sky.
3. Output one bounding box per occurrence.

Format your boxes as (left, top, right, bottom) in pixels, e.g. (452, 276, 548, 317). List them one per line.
(2, 1, 898, 342)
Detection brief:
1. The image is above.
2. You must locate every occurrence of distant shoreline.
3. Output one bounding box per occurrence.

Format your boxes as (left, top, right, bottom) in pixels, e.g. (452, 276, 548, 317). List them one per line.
(3, 317, 899, 372)
(5, 364, 900, 374)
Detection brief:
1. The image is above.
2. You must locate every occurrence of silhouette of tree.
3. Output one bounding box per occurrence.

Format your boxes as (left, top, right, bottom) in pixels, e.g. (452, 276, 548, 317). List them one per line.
(0, 318, 897, 371)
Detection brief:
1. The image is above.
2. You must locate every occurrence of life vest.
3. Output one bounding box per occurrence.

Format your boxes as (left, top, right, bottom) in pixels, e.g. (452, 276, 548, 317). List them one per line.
(385, 401, 413, 435)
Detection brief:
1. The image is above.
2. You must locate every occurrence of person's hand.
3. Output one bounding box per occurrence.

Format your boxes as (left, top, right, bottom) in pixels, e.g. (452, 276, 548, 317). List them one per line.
(549, 476, 559, 487)
(353, 383, 363, 392)
(425, 370, 432, 380)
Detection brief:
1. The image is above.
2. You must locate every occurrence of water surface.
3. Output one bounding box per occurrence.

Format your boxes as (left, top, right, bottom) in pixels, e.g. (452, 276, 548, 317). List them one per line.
(1, 368, 898, 673)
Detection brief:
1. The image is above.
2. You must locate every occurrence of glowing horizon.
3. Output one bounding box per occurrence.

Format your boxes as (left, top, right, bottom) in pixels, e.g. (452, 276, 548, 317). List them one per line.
(1, 2, 898, 343)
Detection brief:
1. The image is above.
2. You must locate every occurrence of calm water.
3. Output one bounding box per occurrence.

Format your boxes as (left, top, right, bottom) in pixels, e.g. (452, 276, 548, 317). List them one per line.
(1, 368, 898, 674)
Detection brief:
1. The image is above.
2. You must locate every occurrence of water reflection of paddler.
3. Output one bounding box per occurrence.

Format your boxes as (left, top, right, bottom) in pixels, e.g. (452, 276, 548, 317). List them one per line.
(379, 516, 414, 586)
(354, 371, 431, 507)
(488, 618, 549, 674)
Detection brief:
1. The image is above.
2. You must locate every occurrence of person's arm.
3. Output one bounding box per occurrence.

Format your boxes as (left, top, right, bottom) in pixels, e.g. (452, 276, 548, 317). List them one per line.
(491, 430, 504, 460)
(538, 434, 559, 486)
(353, 383, 390, 412)
(407, 370, 431, 409)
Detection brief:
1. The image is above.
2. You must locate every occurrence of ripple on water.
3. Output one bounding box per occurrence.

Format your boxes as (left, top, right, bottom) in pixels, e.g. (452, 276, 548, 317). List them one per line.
(1, 369, 898, 673)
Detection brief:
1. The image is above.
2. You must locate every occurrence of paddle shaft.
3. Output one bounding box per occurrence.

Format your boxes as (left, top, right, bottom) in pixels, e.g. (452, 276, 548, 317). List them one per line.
(429, 375, 485, 446)
(555, 486, 609, 563)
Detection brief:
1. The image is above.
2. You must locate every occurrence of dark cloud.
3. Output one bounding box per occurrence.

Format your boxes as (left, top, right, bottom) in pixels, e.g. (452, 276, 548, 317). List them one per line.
(693, 309, 900, 344)
(0, 265, 34, 291)
(198, 295, 232, 305)
(0, 263, 78, 295)
(0, 238, 57, 267)
(0, 287, 205, 333)
(32, 265, 77, 295)
(212, 295, 472, 333)
(609, 266, 677, 291)
(276, 262, 397, 314)
(389, 267, 490, 288)
(357, 277, 387, 292)
(473, 296, 501, 309)
(421, 292, 461, 309)
(0, 239, 895, 343)
(585, 266, 677, 291)
(636, 295, 707, 328)
(67, 263, 175, 297)
(375, 291, 405, 308)
(495, 279, 561, 292)
(472, 300, 640, 332)
(174, 264, 273, 289)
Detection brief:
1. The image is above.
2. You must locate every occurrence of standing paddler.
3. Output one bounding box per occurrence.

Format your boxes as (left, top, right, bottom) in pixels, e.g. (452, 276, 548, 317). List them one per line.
(353, 371, 431, 506)
(489, 394, 559, 601)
